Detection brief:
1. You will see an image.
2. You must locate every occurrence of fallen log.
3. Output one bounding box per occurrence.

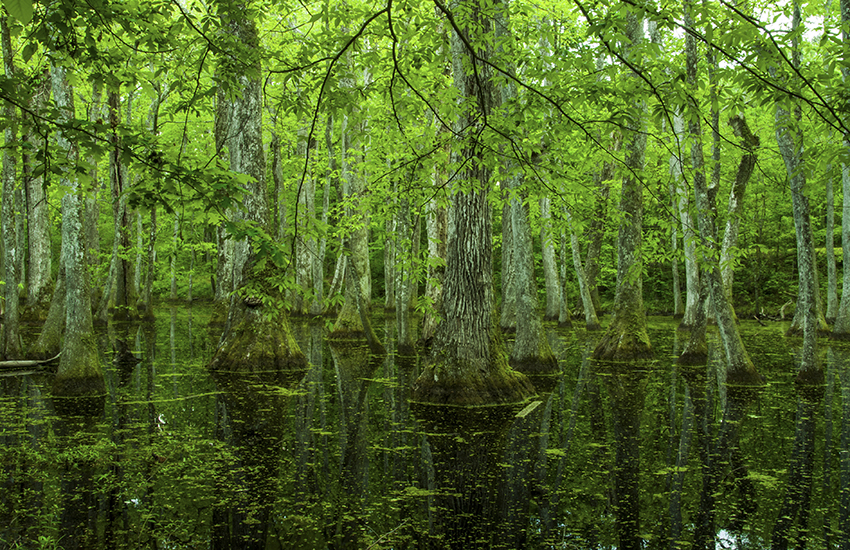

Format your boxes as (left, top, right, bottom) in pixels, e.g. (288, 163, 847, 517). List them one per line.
(0, 353, 60, 370)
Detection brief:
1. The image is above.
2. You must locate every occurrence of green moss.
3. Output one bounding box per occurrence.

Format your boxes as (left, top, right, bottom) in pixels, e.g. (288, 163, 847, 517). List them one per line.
(209, 306, 307, 373)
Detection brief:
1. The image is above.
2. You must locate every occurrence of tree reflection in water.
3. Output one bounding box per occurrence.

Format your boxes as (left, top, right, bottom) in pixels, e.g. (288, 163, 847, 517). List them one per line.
(1, 310, 849, 548)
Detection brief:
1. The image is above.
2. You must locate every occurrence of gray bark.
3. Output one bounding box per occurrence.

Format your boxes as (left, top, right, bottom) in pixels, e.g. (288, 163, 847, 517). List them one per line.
(540, 196, 560, 321)
(421, 181, 447, 345)
(413, 0, 533, 405)
(721, 116, 759, 303)
(294, 123, 316, 316)
(827, 166, 838, 321)
(832, 0, 850, 337)
(566, 207, 600, 330)
(592, 8, 651, 361)
(670, 111, 699, 329)
(50, 63, 104, 395)
(775, 2, 822, 381)
(23, 73, 52, 317)
(684, 0, 760, 385)
(1, 14, 20, 359)
(500, 197, 516, 331)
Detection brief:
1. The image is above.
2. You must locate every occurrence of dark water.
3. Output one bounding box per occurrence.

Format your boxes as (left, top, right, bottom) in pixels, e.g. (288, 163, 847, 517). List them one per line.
(0, 305, 847, 549)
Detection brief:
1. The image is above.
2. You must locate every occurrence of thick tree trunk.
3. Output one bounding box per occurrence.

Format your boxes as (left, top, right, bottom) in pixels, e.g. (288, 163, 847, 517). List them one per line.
(592, 9, 651, 362)
(540, 197, 560, 321)
(209, 4, 306, 374)
(1, 15, 20, 359)
(413, 0, 533, 405)
(50, 63, 105, 397)
(586, 150, 613, 315)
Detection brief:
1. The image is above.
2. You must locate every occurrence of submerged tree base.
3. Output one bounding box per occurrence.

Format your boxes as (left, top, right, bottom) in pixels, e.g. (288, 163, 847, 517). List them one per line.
(509, 355, 559, 375)
(209, 306, 307, 373)
(412, 354, 534, 407)
(593, 318, 653, 362)
(53, 374, 106, 398)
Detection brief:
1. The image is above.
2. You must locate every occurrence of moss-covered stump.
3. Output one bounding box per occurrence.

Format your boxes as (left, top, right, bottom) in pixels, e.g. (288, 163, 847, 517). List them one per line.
(412, 352, 534, 407)
(209, 305, 307, 374)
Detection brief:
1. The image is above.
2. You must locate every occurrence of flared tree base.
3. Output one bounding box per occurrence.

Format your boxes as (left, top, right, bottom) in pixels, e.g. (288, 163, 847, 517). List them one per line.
(412, 356, 534, 407)
(593, 325, 653, 362)
(209, 306, 307, 373)
(726, 366, 766, 386)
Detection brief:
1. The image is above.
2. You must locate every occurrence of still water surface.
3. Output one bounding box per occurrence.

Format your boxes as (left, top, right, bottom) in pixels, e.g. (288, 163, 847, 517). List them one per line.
(0, 305, 847, 549)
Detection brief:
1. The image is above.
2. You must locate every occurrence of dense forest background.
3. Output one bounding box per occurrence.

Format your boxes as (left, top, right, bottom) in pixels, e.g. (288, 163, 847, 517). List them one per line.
(0, 0, 847, 368)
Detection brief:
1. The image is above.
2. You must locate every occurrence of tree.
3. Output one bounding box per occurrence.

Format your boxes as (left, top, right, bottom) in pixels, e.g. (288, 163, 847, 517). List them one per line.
(592, 5, 651, 362)
(412, 0, 534, 405)
(208, 0, 306, 374)
(50, 62, 105, 397)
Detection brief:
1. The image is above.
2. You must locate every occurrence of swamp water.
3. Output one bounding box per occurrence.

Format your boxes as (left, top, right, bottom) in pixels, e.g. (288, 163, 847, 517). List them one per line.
(0, 304, 847, 549)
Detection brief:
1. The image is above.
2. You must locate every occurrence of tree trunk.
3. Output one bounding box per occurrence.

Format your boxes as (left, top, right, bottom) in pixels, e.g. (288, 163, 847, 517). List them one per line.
(721, 116, 759, 303)
(540, 197, 560, 321)
(684, 0, 760, 385)
(294, 122, 315, 316)
(413, 0, 533, 405)
(22, 72, 52, 322)
(827, 166, 838, 323)
(566, 207, 600, 331)
(30, 266, 65, 361)
(592, 8, 651, 362)
(1, 14, 20, 359)
(500, 197, 516, 332)
(208, 2, 306, 374)
(50, 63, 105, 397)
(330, 107, 376, 343)
(775, 2, 823, 383)
(421, 179, 447, 346)
(670, 111, 700, 330)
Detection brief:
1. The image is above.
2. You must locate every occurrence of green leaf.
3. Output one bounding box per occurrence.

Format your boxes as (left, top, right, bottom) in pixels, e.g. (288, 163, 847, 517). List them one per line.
(3, 0, 32, 25)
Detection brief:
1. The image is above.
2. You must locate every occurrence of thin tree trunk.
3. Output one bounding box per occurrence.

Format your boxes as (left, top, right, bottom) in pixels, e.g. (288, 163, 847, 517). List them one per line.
(540, 196, 560, 321)
(684, 0, 760, 385)
(775, 2, 823, 382)
(566, 207, 600, 331)
(721, 116, 759, 303)
(670, 111, 699, 330)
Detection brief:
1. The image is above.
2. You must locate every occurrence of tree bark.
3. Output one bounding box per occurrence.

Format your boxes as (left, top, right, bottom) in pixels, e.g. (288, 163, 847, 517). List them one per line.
(540, 197, 560, 321)
(684, 0, 760, 385)
(775, 2, 823, 383)
(592, 7, 651, 362)
(721, 115, 759, 303)
(50, 63, 105, 397)
(566, 207, 601, 331)
(209, 1, 306, 374)
(670, 111, 700, 330)
(22, 72, 52, 322)
(1, 14, 21, 359)
(413, 0, 533, 405)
